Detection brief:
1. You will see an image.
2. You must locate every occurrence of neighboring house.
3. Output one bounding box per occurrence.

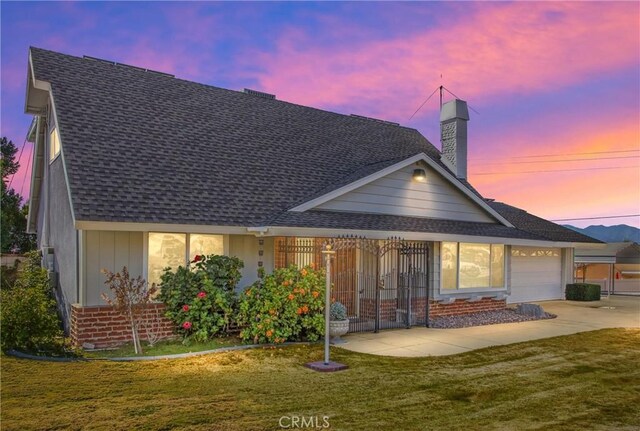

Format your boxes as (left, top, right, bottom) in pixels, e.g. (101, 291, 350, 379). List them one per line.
(575, 242, 640, 295)
(24, 47, 600, 347)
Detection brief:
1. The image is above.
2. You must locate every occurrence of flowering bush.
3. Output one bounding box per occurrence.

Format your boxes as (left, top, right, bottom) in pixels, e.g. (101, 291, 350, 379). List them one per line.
(237, 264, 325, 344)
(159, 254, 243, 342)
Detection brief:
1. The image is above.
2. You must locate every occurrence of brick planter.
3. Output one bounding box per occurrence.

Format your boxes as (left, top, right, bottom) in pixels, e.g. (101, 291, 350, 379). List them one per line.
(70, 303, 176, 348)
(357, 296, 505, 323)
(429, 298, 506, 317)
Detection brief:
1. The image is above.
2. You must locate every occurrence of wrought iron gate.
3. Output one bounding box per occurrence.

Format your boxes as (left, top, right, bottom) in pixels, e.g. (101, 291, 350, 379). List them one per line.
(275, 237, 430, 332)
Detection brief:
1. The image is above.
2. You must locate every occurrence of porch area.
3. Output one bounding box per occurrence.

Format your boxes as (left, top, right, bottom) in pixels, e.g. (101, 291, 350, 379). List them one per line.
(274, 237, 508, 333)
(275, 237, 432, 333)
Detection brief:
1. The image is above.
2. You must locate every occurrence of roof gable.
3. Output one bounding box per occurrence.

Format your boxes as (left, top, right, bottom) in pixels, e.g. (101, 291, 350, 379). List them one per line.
(290, 154, 513, 226)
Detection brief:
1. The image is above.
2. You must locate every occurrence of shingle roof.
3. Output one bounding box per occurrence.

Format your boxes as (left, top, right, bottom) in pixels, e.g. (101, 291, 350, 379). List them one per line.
(29, 47, 600, 244)
(31, 47, 436, 226)
(486, 201, 601, 243)
(269, 210, 544, 240)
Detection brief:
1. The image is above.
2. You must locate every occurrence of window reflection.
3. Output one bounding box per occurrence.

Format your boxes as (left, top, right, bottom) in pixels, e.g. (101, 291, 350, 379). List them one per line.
(190, 234, 223, 261)
(441, 242, 505, 290)
(148, 233, 186, 287)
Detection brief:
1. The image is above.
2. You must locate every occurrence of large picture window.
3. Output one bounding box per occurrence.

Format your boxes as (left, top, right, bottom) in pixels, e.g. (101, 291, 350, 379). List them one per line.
(147, 233, 224, 287)
(441, 242, 505, 290)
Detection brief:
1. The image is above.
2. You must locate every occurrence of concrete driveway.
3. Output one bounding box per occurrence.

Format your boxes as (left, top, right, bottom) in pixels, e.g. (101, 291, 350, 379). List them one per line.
(339, 296, 640, 357)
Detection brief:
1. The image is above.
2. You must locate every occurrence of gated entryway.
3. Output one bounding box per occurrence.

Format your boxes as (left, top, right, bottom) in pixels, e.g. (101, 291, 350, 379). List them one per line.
(275, 237, 430, 332)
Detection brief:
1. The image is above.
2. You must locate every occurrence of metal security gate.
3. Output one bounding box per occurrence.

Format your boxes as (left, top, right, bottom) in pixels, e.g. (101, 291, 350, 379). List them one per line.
(275, 237, 430, 332)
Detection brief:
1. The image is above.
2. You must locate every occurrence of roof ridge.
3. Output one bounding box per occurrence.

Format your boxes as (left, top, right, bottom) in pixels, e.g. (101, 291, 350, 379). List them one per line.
(29, 46, 425, 135)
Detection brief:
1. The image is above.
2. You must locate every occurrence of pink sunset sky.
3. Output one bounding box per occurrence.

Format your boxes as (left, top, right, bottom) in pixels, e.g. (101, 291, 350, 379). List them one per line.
(1, 2, 639, 228)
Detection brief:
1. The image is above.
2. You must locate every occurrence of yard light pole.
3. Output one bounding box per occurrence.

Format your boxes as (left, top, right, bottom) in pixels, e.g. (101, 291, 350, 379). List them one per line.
(304, 242, 348, 372)
(322, 244, 336, 365)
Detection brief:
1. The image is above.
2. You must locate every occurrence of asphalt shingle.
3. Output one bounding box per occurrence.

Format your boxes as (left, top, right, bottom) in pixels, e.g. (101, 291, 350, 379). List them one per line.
(29, 47, 600, 244)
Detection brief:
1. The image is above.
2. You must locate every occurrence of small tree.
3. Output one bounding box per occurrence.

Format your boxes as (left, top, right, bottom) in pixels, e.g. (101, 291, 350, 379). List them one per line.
(101, 267, 157, 355)
(1, 137, 36, 253)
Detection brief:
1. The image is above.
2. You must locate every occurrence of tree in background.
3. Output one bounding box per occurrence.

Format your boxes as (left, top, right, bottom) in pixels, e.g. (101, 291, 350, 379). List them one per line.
(1, 136, 36, 253)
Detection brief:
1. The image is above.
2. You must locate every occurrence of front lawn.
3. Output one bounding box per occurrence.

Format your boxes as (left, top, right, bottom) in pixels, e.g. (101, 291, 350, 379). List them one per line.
(2, 328, 639, 431)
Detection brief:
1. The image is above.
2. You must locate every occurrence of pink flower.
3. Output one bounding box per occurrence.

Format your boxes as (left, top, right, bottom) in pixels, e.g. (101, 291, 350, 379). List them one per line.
(182, 321, 192, 330)
(197, 291, 207, 299)
(182, 305, 190, 312)
(192, 255, 202, 263)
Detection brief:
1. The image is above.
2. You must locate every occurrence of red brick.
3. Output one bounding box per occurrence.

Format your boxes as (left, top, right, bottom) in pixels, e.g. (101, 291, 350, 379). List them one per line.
(71, 303, 175, 348)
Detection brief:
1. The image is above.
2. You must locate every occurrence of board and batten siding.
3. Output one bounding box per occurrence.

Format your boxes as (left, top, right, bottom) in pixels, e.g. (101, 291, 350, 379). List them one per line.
(316, 164, 495, 223)
(83, 231, 144, 306)
(229, 235, 274, 289)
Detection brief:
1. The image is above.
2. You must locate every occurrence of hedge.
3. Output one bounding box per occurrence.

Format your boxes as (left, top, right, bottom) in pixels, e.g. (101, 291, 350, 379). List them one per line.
(565, 283, 601, 301)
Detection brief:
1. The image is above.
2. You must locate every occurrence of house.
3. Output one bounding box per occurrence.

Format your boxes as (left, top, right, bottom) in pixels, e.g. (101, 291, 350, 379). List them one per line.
(575, 242, 640, 295)
(23, 47, 600, 347)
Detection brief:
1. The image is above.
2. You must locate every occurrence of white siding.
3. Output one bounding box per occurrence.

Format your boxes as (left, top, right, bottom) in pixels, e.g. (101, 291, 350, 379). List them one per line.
(316, 164, 495, 223)
(509, 247, 562, 303)
(84, 231, 144, 306)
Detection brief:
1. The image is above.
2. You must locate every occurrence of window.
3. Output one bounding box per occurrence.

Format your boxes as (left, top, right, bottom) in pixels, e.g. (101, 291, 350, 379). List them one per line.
(147, 233, 224, 287)
(189, 234, 224, 261)
(441, 242, 458, 289)
(49, 127, 60, 161)
(441, 242, 505, 290)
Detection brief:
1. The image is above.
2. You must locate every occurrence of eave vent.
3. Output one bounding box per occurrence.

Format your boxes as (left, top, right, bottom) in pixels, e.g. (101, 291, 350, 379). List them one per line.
(243, 88, 276, 100)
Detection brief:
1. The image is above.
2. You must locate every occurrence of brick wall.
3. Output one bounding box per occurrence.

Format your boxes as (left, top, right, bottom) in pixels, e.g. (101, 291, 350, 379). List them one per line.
(70, 303, 175, 348)
(429, 297, 506, 317)
(357, 297, 505, 322)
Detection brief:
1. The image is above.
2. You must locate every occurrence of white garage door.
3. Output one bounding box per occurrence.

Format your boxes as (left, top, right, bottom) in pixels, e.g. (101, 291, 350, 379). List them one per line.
(510, 247, 562, 303)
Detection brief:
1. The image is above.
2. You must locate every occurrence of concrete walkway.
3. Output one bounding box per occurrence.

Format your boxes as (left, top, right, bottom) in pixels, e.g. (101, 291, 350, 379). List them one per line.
(339, 296, 640, 357)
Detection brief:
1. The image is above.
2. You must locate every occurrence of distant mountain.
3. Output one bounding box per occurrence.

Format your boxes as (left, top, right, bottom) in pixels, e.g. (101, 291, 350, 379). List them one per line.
(563, 224, 640, 243)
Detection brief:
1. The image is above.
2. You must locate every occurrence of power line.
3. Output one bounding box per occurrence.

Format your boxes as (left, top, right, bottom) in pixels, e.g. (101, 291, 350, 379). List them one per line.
(550, 214, 640, 222)
(472, 165, 639, 176)
(469, 149, 640, 161)
(20, 143, 33, 199)
(470, 155, 640, 166)
(7, 137, 28, 190)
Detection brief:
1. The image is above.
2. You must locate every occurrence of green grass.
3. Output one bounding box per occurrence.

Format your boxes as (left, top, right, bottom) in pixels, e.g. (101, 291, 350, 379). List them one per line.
(82, 337, 244, 358)
(2, 328, 639, 431)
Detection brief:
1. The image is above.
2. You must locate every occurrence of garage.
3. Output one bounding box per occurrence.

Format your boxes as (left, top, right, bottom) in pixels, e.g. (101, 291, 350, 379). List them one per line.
(509, 247, 563, 303)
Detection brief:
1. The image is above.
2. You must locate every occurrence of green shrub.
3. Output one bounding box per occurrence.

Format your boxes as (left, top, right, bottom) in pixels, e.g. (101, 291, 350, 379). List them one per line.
(0, 261, 20, 290)
(330, 302, 347, 321)
(566, 283, 601, 301)
(159, 254, 243, 342)
(237, 265, 325, 344)
(0, 251, 63, 352)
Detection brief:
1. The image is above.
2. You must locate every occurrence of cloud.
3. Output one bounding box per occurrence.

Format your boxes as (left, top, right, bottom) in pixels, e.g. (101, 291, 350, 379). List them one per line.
(249, 2, 639, 122)
(471, 117, 640, 223)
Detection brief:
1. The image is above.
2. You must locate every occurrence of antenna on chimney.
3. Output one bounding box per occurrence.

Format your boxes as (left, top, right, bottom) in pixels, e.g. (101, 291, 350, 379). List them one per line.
(408, 84, 479, 121)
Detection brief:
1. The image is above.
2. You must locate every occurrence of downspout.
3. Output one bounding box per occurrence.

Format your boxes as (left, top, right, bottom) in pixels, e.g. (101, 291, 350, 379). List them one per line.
(42, 113, 50, 250)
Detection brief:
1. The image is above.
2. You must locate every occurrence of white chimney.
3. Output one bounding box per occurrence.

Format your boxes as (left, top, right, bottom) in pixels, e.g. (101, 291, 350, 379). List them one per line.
(440, 99, 469, 179)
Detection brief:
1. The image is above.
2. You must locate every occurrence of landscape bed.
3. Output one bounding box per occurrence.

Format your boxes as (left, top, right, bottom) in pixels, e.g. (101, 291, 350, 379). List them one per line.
(1, 328, 639, 431)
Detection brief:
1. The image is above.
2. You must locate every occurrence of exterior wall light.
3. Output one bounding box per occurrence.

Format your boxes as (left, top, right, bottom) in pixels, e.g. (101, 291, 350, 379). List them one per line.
(413, 168, 427, 182)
